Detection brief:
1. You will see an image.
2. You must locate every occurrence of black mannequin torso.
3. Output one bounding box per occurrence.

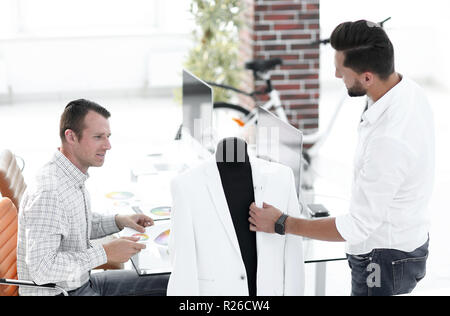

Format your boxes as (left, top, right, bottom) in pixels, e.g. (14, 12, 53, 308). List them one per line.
(216, 137, 257, 296)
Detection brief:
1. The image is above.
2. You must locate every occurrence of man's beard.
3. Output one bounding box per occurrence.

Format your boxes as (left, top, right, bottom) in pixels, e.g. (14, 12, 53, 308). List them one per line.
(347, 80, 367, 97)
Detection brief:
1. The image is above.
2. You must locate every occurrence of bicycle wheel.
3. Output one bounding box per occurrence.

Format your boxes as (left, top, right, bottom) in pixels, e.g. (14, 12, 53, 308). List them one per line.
(213, 102, 253, 141)
(213, 102, 250, 115)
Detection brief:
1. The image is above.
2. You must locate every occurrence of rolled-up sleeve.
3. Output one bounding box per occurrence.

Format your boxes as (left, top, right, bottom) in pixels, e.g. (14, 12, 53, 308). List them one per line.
(336, 136, 415, 245)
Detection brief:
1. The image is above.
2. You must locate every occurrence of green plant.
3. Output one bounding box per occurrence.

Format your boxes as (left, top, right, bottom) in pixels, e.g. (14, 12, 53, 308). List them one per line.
(184, 0, 244, 102)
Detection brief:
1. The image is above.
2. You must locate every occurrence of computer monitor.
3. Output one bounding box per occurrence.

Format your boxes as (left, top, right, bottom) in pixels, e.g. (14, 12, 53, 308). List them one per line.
(256, 107, 303, 198)
(182, 69, 213, 151)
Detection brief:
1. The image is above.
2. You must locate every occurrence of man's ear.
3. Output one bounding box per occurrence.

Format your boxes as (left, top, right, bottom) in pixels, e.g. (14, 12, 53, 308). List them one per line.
(64, 129, 77, 144)
(363, 72, 374, 87)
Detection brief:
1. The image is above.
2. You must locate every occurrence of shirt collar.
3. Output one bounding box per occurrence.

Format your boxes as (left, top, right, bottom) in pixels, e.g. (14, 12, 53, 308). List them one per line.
(53, 149, 89, 186)
(361, 74, 405, 126)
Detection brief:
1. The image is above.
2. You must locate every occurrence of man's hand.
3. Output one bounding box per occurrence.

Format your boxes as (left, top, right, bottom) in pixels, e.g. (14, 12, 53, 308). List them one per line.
(249, 202, 283, 233)
(115, 214, 154, 233)
(103, 237, 146, 263)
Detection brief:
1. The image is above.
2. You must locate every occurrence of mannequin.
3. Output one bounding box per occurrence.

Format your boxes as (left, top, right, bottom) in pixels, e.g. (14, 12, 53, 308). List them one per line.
(216, 137, 257, 296)
(168, 137, 305, 296)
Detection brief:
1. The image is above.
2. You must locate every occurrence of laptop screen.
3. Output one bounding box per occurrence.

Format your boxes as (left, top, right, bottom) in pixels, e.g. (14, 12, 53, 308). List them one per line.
(182, 69, 213, 151)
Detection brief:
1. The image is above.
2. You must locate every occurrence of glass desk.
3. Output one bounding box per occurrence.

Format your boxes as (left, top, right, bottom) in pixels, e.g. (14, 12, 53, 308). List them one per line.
(89, 142, 350, 295)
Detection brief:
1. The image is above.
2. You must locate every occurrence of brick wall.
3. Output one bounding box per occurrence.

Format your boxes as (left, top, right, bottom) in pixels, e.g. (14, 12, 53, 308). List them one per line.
(240, 0, 320, 139)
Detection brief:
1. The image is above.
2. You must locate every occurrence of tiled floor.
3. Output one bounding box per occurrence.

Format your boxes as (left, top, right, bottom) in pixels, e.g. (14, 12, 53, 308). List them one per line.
(1, 82, 449, 295)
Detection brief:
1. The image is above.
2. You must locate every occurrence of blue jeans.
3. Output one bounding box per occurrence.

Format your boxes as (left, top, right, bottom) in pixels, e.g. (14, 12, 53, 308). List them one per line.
(347, 238, 429, 296)
(63, 270, 169, 296)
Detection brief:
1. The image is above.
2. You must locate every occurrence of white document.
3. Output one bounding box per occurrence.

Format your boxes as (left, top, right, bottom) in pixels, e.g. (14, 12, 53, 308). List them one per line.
(119, 222, 171, 271)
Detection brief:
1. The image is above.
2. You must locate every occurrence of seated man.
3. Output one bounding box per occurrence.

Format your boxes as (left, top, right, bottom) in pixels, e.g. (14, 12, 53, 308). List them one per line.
(17, 99, 169, 296)
(168, 138, 304, 296)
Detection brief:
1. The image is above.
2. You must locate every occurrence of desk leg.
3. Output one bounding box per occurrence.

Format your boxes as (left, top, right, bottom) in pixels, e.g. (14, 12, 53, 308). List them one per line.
(315, 262, 327, 296)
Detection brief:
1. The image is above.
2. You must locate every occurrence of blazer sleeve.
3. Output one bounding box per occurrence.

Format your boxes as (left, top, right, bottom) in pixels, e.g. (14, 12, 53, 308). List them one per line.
(283, 169, 305, 296)
(167, 177, 200, 296)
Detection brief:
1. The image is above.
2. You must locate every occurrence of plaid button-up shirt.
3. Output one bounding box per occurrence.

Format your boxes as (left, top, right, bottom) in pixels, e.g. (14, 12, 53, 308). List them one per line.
(17, 150, 119, 296)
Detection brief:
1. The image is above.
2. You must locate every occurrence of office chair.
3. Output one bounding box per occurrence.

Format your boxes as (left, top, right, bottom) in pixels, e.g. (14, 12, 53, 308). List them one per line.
(0, 197, 68, 296)
(0, 149, 27, 210)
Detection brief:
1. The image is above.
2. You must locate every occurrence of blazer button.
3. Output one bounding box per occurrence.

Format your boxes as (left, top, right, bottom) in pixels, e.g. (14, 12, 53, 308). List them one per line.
(240, 275, 246, 280)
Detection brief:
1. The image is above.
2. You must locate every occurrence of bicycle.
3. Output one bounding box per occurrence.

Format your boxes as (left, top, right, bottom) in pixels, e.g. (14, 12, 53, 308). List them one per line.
(208, 58, 287, 143)
(208, 55, 339, 161)
(208, 58, 320, 191)
(208, 56, 331, 190)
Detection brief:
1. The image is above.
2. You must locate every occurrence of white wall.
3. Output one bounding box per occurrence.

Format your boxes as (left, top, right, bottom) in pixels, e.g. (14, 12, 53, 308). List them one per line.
(0, 0, 194, 101)
(320, 0, 450, 91)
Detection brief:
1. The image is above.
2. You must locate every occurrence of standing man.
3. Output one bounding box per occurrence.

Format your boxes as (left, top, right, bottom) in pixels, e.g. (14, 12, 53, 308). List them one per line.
(17, 99, 169, 296)
(249, 20, 435, 296)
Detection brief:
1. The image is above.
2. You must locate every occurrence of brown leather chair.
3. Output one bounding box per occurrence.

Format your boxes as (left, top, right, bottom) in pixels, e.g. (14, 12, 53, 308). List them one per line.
(0, 197, 67, 296)
(0, 150, 26, 210)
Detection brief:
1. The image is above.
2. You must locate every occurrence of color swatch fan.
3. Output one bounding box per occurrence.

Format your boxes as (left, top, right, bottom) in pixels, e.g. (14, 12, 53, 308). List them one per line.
(154, 229, 170, 246)
(149, 206, 171, 219)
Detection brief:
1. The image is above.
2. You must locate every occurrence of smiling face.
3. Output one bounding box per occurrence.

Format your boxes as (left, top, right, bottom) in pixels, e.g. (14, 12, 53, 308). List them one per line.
(334, 51, 368, 97)
(70, 110, 111, 173)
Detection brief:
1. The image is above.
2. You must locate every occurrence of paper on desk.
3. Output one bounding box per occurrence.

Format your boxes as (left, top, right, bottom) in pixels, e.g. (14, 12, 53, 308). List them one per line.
(119, 221, 170, 246)
(119, 222, 171, 270)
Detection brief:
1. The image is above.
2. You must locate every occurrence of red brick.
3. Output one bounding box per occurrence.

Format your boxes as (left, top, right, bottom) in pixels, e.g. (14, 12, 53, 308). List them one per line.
(269, 54, 299, 60)
(288, 73, 319, 80)
(303, 123, 319, 129)
(295, 113, 319, 119)
(305, 83, 320, 89)
(271, 74, 285, 80)
(274, 84, 301, 91)
(280, 93, 311, 100)
(281, 34, 312, 40)
(260, 44, 287, 51)
(255, 24, 271, 31)
(271, 4, 303, 11)
(280, 64, 310, 70)
(292, 44, 318, 50)
(289, 103, 319, 110)
(304, 53, 319, 59)
(255, 4, 269, 11)
(308, 23, 320, 30)
(298, 13, 320, 20)
(274, 23, 305, 31)
(263, 14, 296, 21)
(259, 34, 277, 41)
(306, 3, 320, 11)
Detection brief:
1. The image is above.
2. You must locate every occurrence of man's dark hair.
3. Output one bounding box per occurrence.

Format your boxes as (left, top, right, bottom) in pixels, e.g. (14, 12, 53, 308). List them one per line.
(59, 99, 111, 142)
(330, 20, 395, 80)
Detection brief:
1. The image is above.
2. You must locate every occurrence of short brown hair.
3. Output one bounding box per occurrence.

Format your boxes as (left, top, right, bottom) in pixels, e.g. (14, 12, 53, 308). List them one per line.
(59, 99, 111, 142)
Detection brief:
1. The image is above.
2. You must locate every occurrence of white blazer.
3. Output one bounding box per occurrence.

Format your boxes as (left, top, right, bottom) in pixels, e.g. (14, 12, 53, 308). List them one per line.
(167, 156, 304, 296)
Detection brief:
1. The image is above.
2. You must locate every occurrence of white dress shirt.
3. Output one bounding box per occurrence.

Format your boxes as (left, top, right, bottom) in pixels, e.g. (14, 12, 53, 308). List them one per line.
(17, 150, 120, 295)
(335, 75, 435, 255)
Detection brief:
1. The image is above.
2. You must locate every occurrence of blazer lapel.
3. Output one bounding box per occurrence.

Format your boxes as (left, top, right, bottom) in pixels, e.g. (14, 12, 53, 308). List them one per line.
(250, 157, 281, 295)
(204, 159, 241, 257)
(249, 157, 268, 208)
